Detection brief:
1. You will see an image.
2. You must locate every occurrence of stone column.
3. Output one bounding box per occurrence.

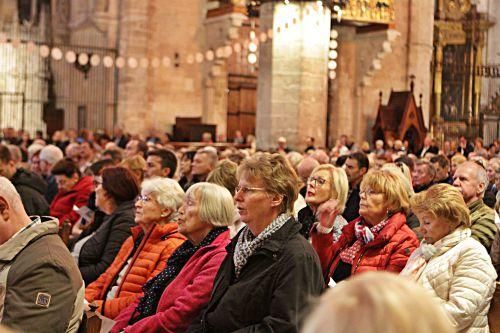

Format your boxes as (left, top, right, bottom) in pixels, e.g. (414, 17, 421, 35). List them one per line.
(256, 2, 330, 151)
(407, 0, 434, 127)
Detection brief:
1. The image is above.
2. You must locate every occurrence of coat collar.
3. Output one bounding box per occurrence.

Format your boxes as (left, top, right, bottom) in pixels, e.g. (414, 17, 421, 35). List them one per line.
(130, 222, 183, 242)
(0, 217, 59, 262)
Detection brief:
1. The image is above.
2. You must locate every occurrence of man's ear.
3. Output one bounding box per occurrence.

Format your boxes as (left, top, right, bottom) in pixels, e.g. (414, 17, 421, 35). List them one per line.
(162, 167, 171, 178)
(360, 167, 368, 176)
(0, 196, 10, 221)
(477, 181, 486, 197)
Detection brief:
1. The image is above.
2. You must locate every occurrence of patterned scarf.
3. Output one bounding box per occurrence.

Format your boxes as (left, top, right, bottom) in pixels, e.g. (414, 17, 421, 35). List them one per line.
(233, 213, 289, 278)
(129, 227, 227, 324)
(339, 217, 391, 265)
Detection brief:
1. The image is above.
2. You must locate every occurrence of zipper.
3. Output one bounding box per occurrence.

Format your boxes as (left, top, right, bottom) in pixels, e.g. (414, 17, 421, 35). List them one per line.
(353, 249, 366, 273)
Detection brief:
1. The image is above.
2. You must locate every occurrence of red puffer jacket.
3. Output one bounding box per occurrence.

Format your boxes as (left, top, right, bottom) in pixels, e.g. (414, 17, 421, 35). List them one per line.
(311, 212, 419, 282)
(85, 223, 185, 319)
(49, 175, 94, 226)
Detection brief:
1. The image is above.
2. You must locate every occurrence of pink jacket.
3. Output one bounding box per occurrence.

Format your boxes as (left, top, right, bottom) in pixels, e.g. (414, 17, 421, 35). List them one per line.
(111, 231, 230, 333)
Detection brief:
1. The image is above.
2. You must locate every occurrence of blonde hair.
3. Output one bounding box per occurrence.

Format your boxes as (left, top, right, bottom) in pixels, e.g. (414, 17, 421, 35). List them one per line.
(303, 272, 454, 333)
(207, 159, 238, 195)
(411, 183, 471, 228)
(360, 169, 410, 214)
(120, 155, 146, 182)
(381, 163, 414, 198)
(238, 153, 300, 214)
(186, 182, 235, 227)
(311, 164, 349, 213)
(451, 154, 467, 166)
(141, 177, 185, 212)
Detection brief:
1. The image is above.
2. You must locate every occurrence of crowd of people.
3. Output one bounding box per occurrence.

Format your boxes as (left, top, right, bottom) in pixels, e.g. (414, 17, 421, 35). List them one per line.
(0, 126, 499, 333)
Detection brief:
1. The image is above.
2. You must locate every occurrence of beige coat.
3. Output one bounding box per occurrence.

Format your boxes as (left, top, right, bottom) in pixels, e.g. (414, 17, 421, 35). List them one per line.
(401, 227, 497, 333)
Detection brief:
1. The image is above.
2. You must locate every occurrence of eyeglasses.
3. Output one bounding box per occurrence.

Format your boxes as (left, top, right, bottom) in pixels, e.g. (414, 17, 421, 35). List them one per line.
(359, 188, 381, 197)
(93, 176, 103, 187)
(135, 194, 153, 203)
(307, 176, 328, 186)
(235, 185, 267, 195)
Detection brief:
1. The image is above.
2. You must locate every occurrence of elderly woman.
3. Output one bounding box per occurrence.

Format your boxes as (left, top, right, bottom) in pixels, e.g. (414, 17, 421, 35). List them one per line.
(401, 184, 497, 333)
(298, 164, 349, 240)
(303, 272, 454, 333)
(188, 153, 324, 332)
(84, 178, 186, 318)
(76, 167, 139, 285)
(50, 157, 94, 226)
(311, 169, 419, 283)
(111, 183, 233, 332)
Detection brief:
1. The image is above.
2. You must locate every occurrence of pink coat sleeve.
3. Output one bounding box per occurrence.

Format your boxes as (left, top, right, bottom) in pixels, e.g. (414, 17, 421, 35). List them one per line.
(122, 249, 227, 333)
(110, 299, 140, 333)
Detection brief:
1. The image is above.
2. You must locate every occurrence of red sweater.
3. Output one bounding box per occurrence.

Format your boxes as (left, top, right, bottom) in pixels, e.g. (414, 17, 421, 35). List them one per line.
(49, 176, 94, 226)
(85, 223, 185, 318)
(311, 212, 419, 281)
(111, 231, 230, 333)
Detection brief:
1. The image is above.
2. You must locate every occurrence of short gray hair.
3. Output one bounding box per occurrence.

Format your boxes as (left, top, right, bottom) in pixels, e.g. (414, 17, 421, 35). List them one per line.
(186, 182, 234, 227)
(40, 145, 64, 165)
(0, 177, 23, 211)
(141, 177, 185, 211)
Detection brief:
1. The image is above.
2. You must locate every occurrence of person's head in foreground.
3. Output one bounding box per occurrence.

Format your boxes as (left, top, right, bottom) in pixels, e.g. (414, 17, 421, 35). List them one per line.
(302, 271, 454, 333)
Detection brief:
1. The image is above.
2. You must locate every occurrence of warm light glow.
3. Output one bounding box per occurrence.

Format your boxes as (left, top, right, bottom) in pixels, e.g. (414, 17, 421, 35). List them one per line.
(328, 60, 337, 70)
(248, 42, 258, 53)
(329, 71, 336, 80)
(65, 51, 76, 63)
(116, 57, 126, 68)
(330, 29, 338, 39)
(26, 41, 36, 52)
(186, 54, 194, 64)
(250, 30, 256, 40)
(103, 56, 114, 68)
(39, 45, 50, 58)
(195, 52, 204, 63)
(127, 57, 138, 68)
(259, 32, 267, 43)
(233, 43, 242, 53)
(151, 57, 160, 68)
(329, 50, 338, 59)
(140, 57, 149, 68)
(248, 53, 257, 64)
(205, 50, 214, 61)
(162, 56, 171, 67)
(78, 53, 89, 65)
(329, 40, 338, 49)
(223, 46, 233, 58)
(90, 54, 101, 66)
(51, 47, 63, 60)
(216, 48, 224, 58)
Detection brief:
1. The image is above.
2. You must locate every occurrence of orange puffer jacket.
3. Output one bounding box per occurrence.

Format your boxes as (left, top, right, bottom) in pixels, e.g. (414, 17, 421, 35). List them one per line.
(85, 223, 185, 318)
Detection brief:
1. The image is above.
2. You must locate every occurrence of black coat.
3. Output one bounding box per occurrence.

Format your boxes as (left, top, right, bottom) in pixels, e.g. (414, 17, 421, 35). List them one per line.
(189, 218, 324, 333)
(11, 168, 49, 216)
(342, 187, 360, 223)
(78, 200, 135, 285)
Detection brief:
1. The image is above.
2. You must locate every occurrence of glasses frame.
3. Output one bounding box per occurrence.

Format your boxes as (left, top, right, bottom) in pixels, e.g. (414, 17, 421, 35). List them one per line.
(235, 185, 267, 195)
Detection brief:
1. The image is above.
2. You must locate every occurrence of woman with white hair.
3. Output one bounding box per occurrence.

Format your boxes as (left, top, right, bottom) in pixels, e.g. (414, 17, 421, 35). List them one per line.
(401, 184, 497, 333)
(84, 177, 186, 319)
(111, 182, 234, 332)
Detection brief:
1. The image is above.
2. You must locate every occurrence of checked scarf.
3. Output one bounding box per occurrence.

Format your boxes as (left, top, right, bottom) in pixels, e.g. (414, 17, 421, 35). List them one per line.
(129, 227, 227, 324)
(339, 217, 390, 265)
(233, 213, 289, 278)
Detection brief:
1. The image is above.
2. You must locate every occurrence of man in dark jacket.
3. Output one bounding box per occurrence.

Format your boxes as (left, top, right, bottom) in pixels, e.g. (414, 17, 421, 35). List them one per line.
(0, 144, 49, 216)
(342, 152, 369, 222)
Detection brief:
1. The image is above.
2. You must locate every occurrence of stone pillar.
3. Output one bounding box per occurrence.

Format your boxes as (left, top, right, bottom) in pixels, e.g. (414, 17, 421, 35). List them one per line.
(407, 0, 434, 127)
(256, 2, 330, 151)
(328, 26, 356, 147)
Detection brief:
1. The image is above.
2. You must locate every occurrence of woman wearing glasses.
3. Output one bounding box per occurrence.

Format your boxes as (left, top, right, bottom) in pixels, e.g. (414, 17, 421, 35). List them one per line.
(187, 153, 324, 332)
(77, 167, 139, 285)
(311, 169, 419, 284)
(111, 183, 233, 332)
(84, 177, 185, 318)
(298, 164, 349, 240)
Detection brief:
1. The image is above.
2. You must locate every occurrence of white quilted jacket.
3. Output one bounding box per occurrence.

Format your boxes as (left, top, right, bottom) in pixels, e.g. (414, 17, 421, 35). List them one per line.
(401, 227, 497, 333)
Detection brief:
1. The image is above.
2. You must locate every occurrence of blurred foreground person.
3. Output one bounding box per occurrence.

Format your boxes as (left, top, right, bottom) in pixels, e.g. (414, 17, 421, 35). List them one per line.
(112, 183, 233, 332)
(401, 184, 496, 333)
(302, 272, 454, 333)
(311, 169, 419, 283)
(84, 177, 185, 318)
(0, 177, 84, 333)
(188, 153, 324, 332)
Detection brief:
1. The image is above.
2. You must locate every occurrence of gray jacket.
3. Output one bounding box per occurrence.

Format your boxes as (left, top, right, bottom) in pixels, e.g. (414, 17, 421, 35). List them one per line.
(0, 217, 84, 333)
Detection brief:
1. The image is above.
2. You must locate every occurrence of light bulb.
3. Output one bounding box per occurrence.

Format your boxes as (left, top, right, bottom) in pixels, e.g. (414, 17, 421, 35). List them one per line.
(247, 53, 257, 64)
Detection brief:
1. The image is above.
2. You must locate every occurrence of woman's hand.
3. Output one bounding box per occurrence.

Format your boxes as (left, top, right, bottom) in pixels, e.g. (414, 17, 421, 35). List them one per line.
(316, 199, 340, 229)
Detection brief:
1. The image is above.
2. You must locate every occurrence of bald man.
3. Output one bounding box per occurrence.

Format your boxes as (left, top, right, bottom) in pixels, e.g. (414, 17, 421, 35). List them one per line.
(453, 161, 497, 251)
(0, 177, 84, 332)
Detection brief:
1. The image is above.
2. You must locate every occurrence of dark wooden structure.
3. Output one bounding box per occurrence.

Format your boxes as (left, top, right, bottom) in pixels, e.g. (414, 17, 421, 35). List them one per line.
(173, 117, 216, 142)
(372, 85, 427, 154)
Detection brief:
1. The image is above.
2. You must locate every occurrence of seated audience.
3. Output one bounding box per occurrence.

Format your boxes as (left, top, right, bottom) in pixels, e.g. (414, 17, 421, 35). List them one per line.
(145, 149, 178, 179)
(50, 158, 94, 226)
(85, 177, 185, 318)
(0, 177, 84, 333)
(121, 155, 147, 185)
(188, 153, 324, 332)
(412, 159, 436, 192)
(298, 164, 348, 240)
(401, 184, 497, 333)
(111, 183, 234, 332)
(311, 169, 419, 283)
(303, 272, 454, 333)
(76, 167, 139, 285)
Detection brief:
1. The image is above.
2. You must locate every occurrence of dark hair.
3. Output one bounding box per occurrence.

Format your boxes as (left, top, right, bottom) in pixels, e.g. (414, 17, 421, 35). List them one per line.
(147, 149, 178, 178)
(0, 144, 12, 163)
(430, 155, 450, 169)
(102, 167, 140, 205)
(182, 150, 196, 162)
(102, 149, 123, 164)
(348, 152, 369, 170)
(137, 140, 148, 157)
(89, 159, 115, 176)
(394, 155, 415, 171)
(52, 158, 81, 178)
(335, 155, 348, 167)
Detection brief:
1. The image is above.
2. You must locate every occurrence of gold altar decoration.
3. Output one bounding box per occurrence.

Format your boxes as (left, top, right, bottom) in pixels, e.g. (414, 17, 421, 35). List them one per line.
(333, 0, 395, 25)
